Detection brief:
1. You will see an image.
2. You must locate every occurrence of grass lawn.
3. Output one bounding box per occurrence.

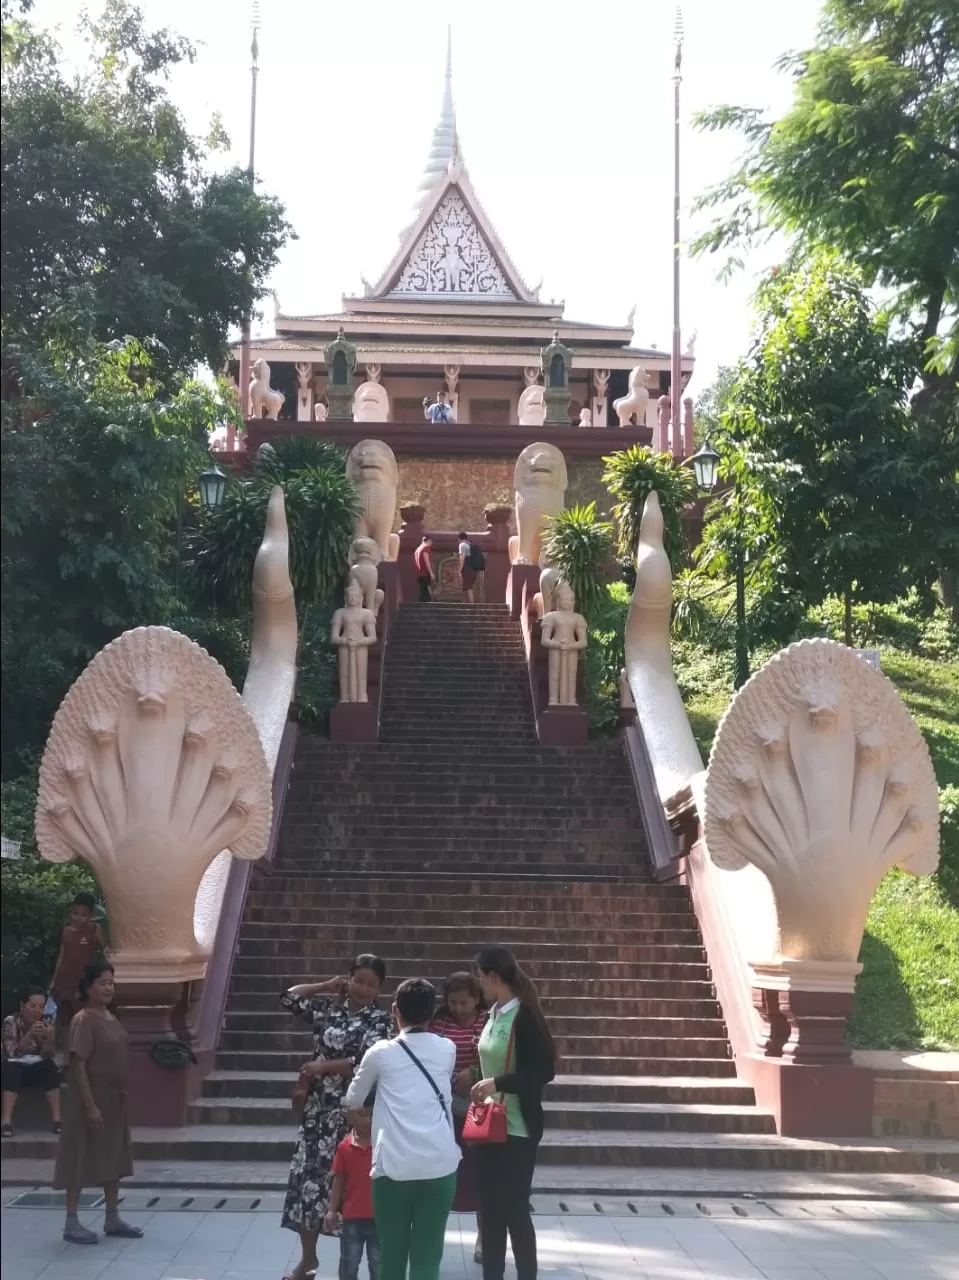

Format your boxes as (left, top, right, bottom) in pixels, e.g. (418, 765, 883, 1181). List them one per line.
(676, 640, 959, 1051)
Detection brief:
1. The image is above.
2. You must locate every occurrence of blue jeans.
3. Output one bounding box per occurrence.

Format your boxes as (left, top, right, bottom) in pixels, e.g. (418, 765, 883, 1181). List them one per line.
(340, 1218, 380, 1280)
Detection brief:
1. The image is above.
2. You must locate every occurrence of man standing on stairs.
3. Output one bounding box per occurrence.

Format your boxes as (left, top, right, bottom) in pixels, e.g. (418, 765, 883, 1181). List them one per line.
(458, 531, 485, 604)
(414, 535, 436, 603)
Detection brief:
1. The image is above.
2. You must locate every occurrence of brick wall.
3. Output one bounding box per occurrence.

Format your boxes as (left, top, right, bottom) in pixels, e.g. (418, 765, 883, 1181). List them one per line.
(394, 456, 615, 533)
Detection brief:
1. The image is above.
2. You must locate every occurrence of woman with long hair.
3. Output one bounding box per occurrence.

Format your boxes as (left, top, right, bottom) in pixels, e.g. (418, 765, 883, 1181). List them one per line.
(52, 959, 140, 1245)
(280, 953, 391, 1280)
(471, 946, 556, 1280)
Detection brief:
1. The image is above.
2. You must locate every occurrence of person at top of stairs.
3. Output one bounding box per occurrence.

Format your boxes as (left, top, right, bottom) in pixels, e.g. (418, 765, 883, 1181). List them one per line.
(414, 535, 436, 603)
(471, 947, 556, 1280)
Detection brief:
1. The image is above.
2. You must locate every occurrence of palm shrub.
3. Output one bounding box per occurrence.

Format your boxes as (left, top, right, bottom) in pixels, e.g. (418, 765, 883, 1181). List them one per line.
(541, 502, 614, 622)
(602, 446, 696, 571)
(186, 464, 360, 614)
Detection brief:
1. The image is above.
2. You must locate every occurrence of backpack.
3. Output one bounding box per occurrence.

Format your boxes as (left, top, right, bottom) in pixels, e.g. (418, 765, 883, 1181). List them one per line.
(467, 542, 486, 571)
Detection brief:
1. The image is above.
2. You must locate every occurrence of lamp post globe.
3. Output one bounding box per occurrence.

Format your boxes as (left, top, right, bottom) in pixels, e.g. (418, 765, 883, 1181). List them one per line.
(690, 438, 721, 493)
(198, 464, 228, 514)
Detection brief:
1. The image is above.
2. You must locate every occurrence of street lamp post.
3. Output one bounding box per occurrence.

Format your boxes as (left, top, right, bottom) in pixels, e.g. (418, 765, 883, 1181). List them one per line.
(690, 438, 750, 689)
(175, 465, 230, 599)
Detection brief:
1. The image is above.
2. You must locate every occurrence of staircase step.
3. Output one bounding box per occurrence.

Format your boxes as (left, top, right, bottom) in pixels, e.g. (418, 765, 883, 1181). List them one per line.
(214, 1050, 739, 1076)
(228, 977, 717, 1002)
(6, 1129, 955, 1174)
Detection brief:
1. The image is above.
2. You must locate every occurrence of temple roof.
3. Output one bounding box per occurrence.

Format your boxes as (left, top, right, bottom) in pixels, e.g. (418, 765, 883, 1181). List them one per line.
(411, 27, 462, 220)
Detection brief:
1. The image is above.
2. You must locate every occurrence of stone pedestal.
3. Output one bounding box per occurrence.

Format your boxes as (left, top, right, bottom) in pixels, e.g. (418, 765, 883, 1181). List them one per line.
(745, 958, 873, 1136)
(115, 984, 202, 1128)
(538, 705, 588, 746)
(330, 700, 378, 743)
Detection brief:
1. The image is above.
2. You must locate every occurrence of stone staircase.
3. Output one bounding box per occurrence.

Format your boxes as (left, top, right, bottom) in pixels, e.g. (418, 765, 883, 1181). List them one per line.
(4, 603, 957, 1185)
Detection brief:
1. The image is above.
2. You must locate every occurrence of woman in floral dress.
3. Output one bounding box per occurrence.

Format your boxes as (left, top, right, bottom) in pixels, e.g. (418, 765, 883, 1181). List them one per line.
(281, 954, 390, 1280)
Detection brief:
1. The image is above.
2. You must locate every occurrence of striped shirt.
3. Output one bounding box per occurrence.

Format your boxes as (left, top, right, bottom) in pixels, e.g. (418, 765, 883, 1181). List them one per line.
(429, 1011, 487, 1075)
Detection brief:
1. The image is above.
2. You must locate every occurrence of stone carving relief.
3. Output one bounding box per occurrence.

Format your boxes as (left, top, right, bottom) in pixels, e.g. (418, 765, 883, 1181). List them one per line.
(444, 365, 460, 397)
(249, 359, 285, 420)
(36, 628, 274, 984)
(345, 439, 400, 562)
(348, 537, 384, 617)
(517, 384, 546, 428)
(524, 367, 541, 388)
(703, 639, 940, 966)
(389, 192, 516, 298)
(313, 401, 329, 422)
(532, 565, 562, 619)
(509, 442, 568, 565)
(578, 407, 592, 428)
(593, 370, 610, 399)
(331, 580, 377, 703)
(540, 582, 587, 706)
(614, 366, 650, 427)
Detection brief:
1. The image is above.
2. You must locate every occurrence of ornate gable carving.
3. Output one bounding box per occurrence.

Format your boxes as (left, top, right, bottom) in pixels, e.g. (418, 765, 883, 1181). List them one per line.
(387, 191, 516, 299)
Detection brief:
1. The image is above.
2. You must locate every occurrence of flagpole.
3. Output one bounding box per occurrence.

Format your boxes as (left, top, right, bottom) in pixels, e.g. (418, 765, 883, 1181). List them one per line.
(670, 8, 684, 459)
(236, 3, 260, 446)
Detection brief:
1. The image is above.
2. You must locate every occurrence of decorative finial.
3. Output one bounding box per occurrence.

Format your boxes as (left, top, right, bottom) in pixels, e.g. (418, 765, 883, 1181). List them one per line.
(673, 6, 684, 75)
(627, 304, 636, 329)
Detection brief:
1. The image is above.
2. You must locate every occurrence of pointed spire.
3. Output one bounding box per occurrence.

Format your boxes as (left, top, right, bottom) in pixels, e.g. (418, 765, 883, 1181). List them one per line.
(413, 26, 463, 208)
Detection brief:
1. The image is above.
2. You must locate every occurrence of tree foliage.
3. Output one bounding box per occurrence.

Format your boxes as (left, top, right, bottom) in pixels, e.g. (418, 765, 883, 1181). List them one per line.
(0, 339, 220, 776)
(693, 0, 958, 407)
(602, 446, 696, 572)
(1, 0, 291, 378)
(541, 503, 614, 622)
(698, 256, 950, 637)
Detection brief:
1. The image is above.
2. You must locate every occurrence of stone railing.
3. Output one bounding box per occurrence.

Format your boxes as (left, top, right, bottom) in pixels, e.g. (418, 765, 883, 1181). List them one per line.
(622, 492, 941, 1138)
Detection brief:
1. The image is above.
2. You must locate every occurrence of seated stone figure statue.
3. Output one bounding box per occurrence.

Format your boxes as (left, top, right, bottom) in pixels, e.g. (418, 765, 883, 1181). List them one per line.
(330, 580, 377, 704)
(539, 581, 588, 706)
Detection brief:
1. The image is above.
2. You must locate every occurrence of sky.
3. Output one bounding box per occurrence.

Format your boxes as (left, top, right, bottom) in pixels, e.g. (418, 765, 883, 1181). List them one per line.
(30, 0, 823, 395)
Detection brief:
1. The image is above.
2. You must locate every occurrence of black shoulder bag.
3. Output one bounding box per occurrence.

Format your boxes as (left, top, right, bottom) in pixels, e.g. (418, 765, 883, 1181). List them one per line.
(397, 1037, 452, 1127)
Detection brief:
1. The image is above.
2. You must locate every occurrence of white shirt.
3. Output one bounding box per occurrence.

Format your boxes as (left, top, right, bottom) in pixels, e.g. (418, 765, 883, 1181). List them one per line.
(458, 540, 470, 562)
(345, 1030, 461, 1182)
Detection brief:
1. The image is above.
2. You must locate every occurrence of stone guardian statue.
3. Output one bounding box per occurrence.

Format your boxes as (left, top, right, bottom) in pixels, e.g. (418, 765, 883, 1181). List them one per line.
(331, 580, 377, 704)
(539, 581, 588, 706)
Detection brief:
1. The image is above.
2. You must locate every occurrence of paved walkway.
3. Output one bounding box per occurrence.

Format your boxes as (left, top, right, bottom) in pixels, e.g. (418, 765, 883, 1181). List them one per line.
(2, 1190, 958, 1280)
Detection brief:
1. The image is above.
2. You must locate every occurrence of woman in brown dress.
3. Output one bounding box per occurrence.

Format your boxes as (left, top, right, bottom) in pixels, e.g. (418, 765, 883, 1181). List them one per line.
(53, 959, 141, 1246)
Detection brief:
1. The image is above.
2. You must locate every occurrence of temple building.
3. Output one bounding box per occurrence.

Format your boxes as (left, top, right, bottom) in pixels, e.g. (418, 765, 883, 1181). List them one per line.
(237, 39, 695, 440)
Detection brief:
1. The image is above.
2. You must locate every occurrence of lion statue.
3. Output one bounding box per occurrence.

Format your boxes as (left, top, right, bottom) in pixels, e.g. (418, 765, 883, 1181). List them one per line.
(353, 380, 390, 424)
(613, 365, 649, 427)
(517, 384, 546, 428)
(249, 359, 285, 420)
(508, 442, 568, 566)
(345, 439, 400, 562)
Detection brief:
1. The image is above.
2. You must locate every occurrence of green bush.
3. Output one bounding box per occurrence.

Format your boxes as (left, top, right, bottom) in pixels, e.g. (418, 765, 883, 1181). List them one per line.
(602, 446, 696, 571)
(542, 503, 614, 622)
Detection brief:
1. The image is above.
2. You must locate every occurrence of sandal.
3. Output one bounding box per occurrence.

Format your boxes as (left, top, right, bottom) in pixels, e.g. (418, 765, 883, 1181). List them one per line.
(63, 1222, 99, 1245)
(1, 1123, 13, 1138)
(104, 1220, 144, 1239)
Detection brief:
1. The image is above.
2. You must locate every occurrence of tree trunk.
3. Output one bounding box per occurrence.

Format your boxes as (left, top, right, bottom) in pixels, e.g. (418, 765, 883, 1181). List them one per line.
(843, 588, 853, 647)
(941, 569, 958, 628)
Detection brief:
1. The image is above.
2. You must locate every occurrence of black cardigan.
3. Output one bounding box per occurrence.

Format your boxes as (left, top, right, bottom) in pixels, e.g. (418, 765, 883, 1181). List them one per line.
(492, 1004, 556, 1144)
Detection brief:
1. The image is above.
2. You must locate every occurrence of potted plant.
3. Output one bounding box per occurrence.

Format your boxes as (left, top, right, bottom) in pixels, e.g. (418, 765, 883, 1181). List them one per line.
(484, 489, 513, 525)
(399, 495, 427, 525)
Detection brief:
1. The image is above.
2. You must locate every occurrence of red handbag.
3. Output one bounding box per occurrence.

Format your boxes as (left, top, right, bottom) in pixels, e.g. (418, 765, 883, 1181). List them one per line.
(462, 1018, 515, 1144)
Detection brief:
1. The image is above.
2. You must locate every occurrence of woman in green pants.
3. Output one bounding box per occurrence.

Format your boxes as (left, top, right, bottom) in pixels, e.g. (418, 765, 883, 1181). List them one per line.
(345, 978, 461, 1280)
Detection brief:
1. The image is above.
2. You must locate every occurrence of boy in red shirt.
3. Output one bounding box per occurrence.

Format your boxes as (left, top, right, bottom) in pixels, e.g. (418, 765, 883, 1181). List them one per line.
(50, 893, 106, 1039)
(325, 1107, 379, 1279)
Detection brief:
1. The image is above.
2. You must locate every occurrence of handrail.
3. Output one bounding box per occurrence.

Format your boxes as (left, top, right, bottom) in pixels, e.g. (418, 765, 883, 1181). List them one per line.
(187, 715, 298, 1058)
(621, 720, 682, 881)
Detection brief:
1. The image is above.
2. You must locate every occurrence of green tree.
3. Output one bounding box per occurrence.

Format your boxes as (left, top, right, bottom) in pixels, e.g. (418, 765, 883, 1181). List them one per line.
(1, 0, 290, 378)
(693, 366, 737, 447)
(693, 0, 958, 399)
(703, 255, 933, 643)
(0, 338, 212, 776)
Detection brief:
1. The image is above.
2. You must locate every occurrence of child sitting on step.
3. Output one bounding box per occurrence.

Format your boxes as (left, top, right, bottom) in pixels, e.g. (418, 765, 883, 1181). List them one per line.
(430, 971, 487, 1264)
(325, 1107, 379, 1279)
